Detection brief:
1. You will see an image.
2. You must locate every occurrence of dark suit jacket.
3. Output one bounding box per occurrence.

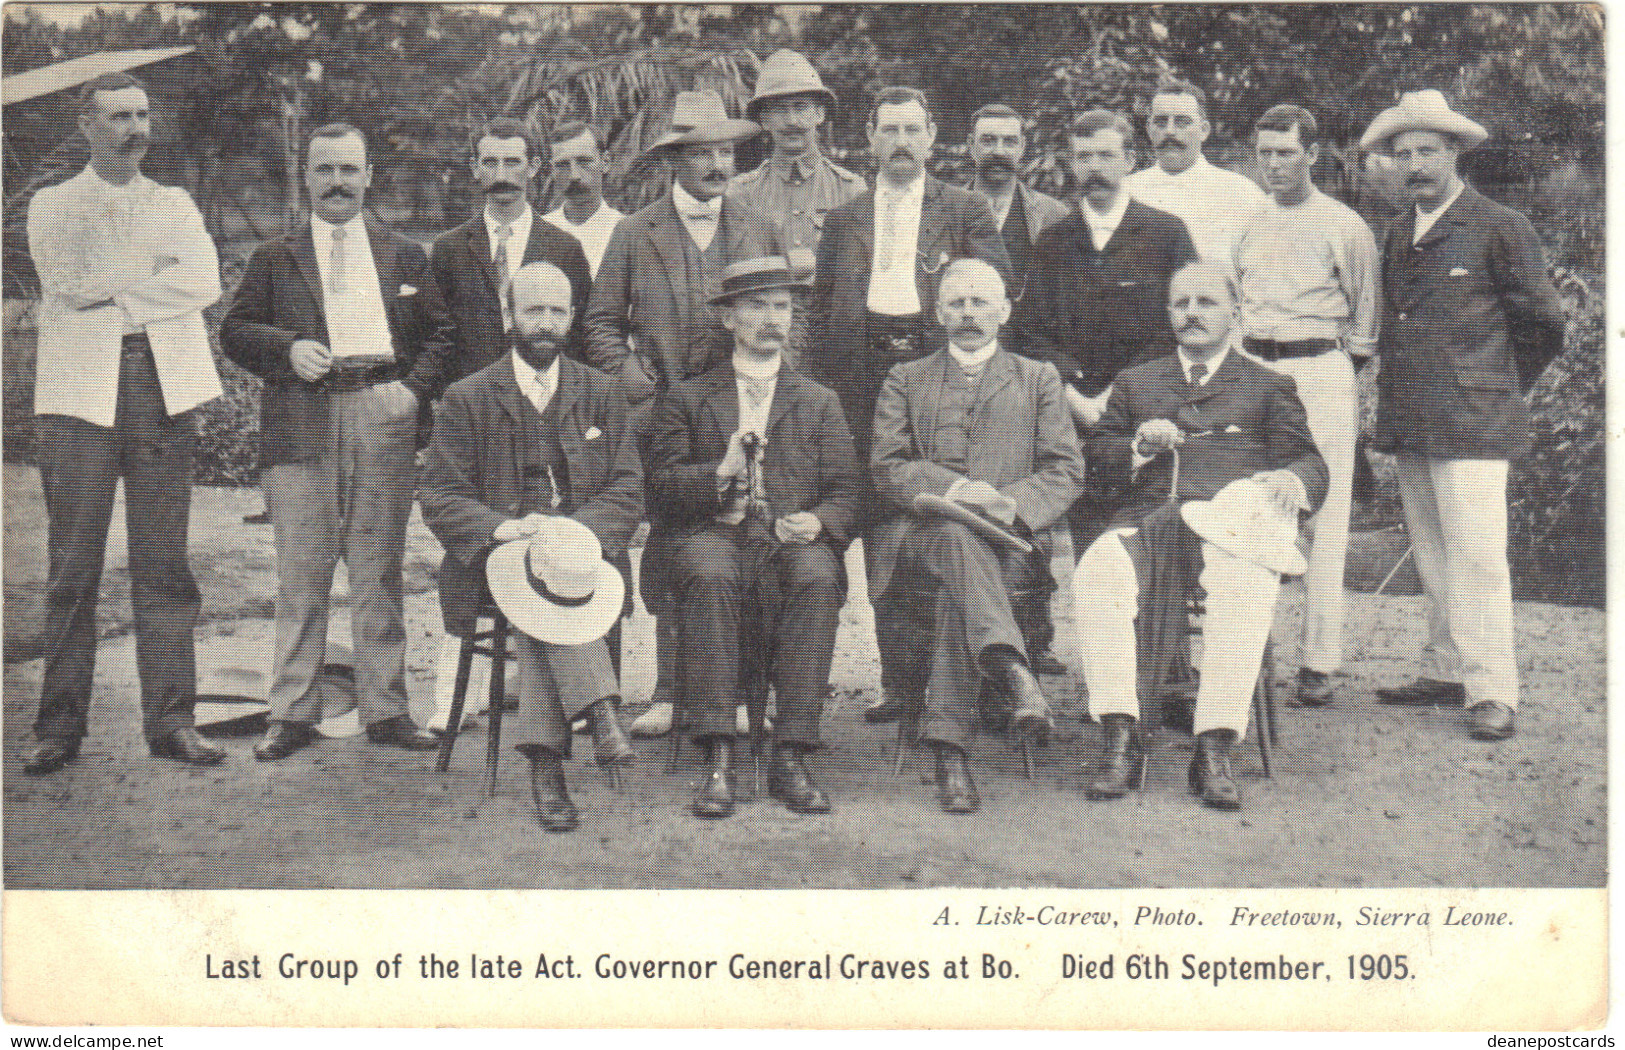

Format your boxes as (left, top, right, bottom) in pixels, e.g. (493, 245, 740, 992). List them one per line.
(868, 346, 1085, 597)
(1012, 199, 1197, 393)
(1375, 184, 1565, 460)
(1090, 350, 1328, 529)
(585, 193, 783, 405)
(220, 215, 456, 463)
(646, 361, 862, 550)
(418, 353, 643, 635)
(807, 177, 1012, 427)
(428, 212, 594, 385)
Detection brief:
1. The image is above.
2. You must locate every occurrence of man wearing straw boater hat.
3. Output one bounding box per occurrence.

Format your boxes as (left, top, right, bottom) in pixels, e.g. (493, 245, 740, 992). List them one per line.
(585, 89, 785, 742)
(420, 262, 643, 833)
(1359, 90, 1565, 740)
(646, 256, 862, 819)
(1072, 262, 1325, 811)
(728, 49, 866, 274)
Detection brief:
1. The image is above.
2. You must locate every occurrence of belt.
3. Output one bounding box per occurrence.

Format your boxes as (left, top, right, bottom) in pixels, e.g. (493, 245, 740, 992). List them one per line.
(1243, 336, 1340, 361)
(324, 360, 403, 392)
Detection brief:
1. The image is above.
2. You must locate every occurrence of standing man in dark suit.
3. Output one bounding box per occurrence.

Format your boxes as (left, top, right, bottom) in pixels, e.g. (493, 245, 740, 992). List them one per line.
(420, 263, 642, 831)
(1073, 262, 1327, 810)
(585, 90, 783, 739)
(1014, 109, 1197, 550)
(647, 258, 862, 819)
(868, 260, 1085, 813)
(965, 103, 1069, 308)
(221, 123, 454, 759)
(808, 87, 1011, 461)
(1359, 91, 1566, 740)
(430, 118, 594, 386)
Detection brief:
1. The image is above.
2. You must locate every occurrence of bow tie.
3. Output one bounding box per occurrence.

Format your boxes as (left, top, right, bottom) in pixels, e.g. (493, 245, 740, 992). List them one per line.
(682, 208, 719, 223)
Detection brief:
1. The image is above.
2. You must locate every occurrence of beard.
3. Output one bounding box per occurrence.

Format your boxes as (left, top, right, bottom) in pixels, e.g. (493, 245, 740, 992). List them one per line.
(512, 331, 563, 370)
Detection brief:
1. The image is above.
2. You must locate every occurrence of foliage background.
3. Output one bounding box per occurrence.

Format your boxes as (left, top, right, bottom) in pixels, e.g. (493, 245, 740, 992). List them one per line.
(0, 3, 1603, 604)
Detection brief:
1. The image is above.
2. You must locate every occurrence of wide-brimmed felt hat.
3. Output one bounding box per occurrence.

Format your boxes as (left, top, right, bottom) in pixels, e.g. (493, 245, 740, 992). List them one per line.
(747, 49, 837, 118)
(1360, 89, 1488, 153)
(644, 90, 761, 157)
(707, 255, 813, 305)
(485, 516, 625, 646)
(1181, 477, 1309, 577)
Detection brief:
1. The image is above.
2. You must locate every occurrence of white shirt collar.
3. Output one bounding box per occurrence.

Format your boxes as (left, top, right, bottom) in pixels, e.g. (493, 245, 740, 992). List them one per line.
(1177, 346, 1227, 384)
(948, 339, 998, 371)
(485, 202, 533, 241)
(876, 173, 926, 202)
(311, 211, 368, 242)
(82, 165, 150, 196)
(510, 350, 561, 412)
(1413, 180, 1466, 241)
(1081, 192, 1131, 232)
(1158, 154, 1214, 179)
(732, 351, 783, 381)
(671, 180, 722, 218)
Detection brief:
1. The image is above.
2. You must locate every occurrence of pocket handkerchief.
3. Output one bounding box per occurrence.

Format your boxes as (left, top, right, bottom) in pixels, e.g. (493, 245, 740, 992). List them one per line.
(1449, 267, 1470, 277)
(583, 426, 603, 441)
(399, 284, 418, 296)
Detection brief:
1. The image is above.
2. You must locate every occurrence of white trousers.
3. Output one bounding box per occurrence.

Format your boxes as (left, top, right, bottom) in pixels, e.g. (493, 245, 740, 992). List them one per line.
(1074, 530, 1280, 736)
(1393, 455, 1518, 708)
(1258, 349, 1356, 673)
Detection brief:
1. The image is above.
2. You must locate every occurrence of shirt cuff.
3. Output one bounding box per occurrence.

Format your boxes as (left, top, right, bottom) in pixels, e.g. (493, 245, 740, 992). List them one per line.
(944, 476, 973, 500)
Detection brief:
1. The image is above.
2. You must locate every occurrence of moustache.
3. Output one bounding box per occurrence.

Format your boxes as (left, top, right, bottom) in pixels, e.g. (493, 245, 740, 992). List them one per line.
(978, 156, 1015, 172)
(322, 186, 355, 199)
(563, 180, 590, 194)
(1178, 321, 1207, 332)
(487, 180, 524, 194)
(1406, 175, 1433, 186)
(754, 329, 786, 341)
(885, 147, 916, 163)
(1081, 174, 1113, 191)
(118, 134, 149, 152)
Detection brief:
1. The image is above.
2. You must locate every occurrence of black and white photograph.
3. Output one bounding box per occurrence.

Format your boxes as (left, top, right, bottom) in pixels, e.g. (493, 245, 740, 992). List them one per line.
(0, 0, 1608, 1031)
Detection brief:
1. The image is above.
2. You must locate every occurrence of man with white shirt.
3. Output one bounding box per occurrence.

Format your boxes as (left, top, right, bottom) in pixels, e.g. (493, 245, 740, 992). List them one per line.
(420, 263, 642, 832)
(1123, 78, 1268, 268)
(1359, 91, 1565, 740)
(646, 257, 862, 818)
(430, 118, 594, 387)
(1014, 109, 1196, 551)
(1235, 104, 1380, 707)
(540, 122, 624, 278)
(868, 260, 1085, 813)
(1073, 262, 1326, 810)
(23, 73, 226, 774)
(222, 123, 456, 760)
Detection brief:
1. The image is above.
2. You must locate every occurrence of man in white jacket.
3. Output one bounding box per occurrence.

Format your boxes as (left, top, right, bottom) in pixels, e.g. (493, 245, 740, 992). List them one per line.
(23, 72, 225, 774)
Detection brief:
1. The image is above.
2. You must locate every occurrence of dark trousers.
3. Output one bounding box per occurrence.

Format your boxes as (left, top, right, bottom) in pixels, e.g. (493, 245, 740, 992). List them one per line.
(844, 312, 933, 462)
(669, 522, 843, 748)
(35, 342, 201, 744)
(875, 519, 1042, 750)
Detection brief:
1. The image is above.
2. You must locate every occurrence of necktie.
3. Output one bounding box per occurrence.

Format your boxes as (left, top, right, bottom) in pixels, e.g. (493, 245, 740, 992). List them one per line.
(685, 207, 717, 251)
(1188, 360, 1207, 387)
(329, 225, 348, 294)
(877, 191, 900, 271)
(494, 224, 513, 329)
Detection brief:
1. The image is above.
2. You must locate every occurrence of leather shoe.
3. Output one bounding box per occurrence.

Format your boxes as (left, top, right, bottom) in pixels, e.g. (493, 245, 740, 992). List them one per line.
(1376, 677, 1466, 707)
(523, 746, 579, 833)
(1188, 729, 1241, 810)
(253, 720, 318, 761)
(150, 726, 225, 766)
(692, 736, 737, 819)
(22, 736, 80, 776)
(864, 694, 919, 725)
(588, 699, 635, 767)
(1032, 650, 1069, 676)
(1294, 668, 1334, 707)
(1469, 700, 1516, 741)
(767, 744, 831, 813)
(1086, 714, 1142, 800)
(933, 744, 980, 814)
(993, 655, 1053, 743)
(365, 715, 440, 751)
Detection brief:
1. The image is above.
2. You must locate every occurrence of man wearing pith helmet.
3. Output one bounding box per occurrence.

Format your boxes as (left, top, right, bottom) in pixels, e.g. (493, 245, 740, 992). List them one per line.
(1359, 90, 1565, 741)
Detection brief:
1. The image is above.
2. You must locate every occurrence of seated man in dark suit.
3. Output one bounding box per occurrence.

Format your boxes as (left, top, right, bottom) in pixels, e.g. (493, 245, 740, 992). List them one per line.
(869, 259, 1085, 814)
(419, 263, 643, 833)
(647, 257, 863, 819)
(1073, 262, 1327, 811)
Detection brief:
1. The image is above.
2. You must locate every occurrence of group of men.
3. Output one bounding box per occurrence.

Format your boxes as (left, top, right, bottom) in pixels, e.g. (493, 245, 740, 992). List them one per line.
(23, 55, 1566, 833)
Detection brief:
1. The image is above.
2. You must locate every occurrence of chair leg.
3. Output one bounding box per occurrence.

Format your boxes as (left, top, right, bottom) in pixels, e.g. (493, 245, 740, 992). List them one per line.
(435, 634, 477, 774)
(1252, 679, 1273, 779)
(747, 690, 767, 801)
(484, 614, 508, 799)
(892, 713, 918, 777)
(1020, 738, 1035, 780)
(665, 704, 685, 774)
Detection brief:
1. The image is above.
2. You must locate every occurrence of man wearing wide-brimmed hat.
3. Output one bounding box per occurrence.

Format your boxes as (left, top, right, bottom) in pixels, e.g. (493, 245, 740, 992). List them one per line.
(421, 262, 644, 832)
(1358, 90, 1565, 742)
(728, 49, 866, 273)
(646, 256, 863, 819)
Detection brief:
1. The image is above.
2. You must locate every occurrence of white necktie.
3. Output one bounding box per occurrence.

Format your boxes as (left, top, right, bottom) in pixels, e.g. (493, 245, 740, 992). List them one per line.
(329, 225, 348, 294)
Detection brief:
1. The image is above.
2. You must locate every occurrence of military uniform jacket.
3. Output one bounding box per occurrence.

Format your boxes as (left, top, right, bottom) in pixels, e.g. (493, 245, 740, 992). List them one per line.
(727, 152, 866, 271)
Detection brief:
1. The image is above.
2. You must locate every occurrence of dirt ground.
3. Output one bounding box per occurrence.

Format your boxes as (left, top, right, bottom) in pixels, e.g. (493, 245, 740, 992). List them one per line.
(2, 464, 1606, 888)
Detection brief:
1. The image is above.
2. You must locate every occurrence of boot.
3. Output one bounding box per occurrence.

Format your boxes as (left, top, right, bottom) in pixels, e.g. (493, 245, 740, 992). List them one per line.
(933, 744, 980, 814)
(523, 746, 579, 833)
(1086, 714, 1142, 800)
(984, 647, 1053, 743)
(766, 743, 831, 814)
(692, 736, 736, 819)
(588, 698, 635, 767)
(1188, 729, 1241, 810)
